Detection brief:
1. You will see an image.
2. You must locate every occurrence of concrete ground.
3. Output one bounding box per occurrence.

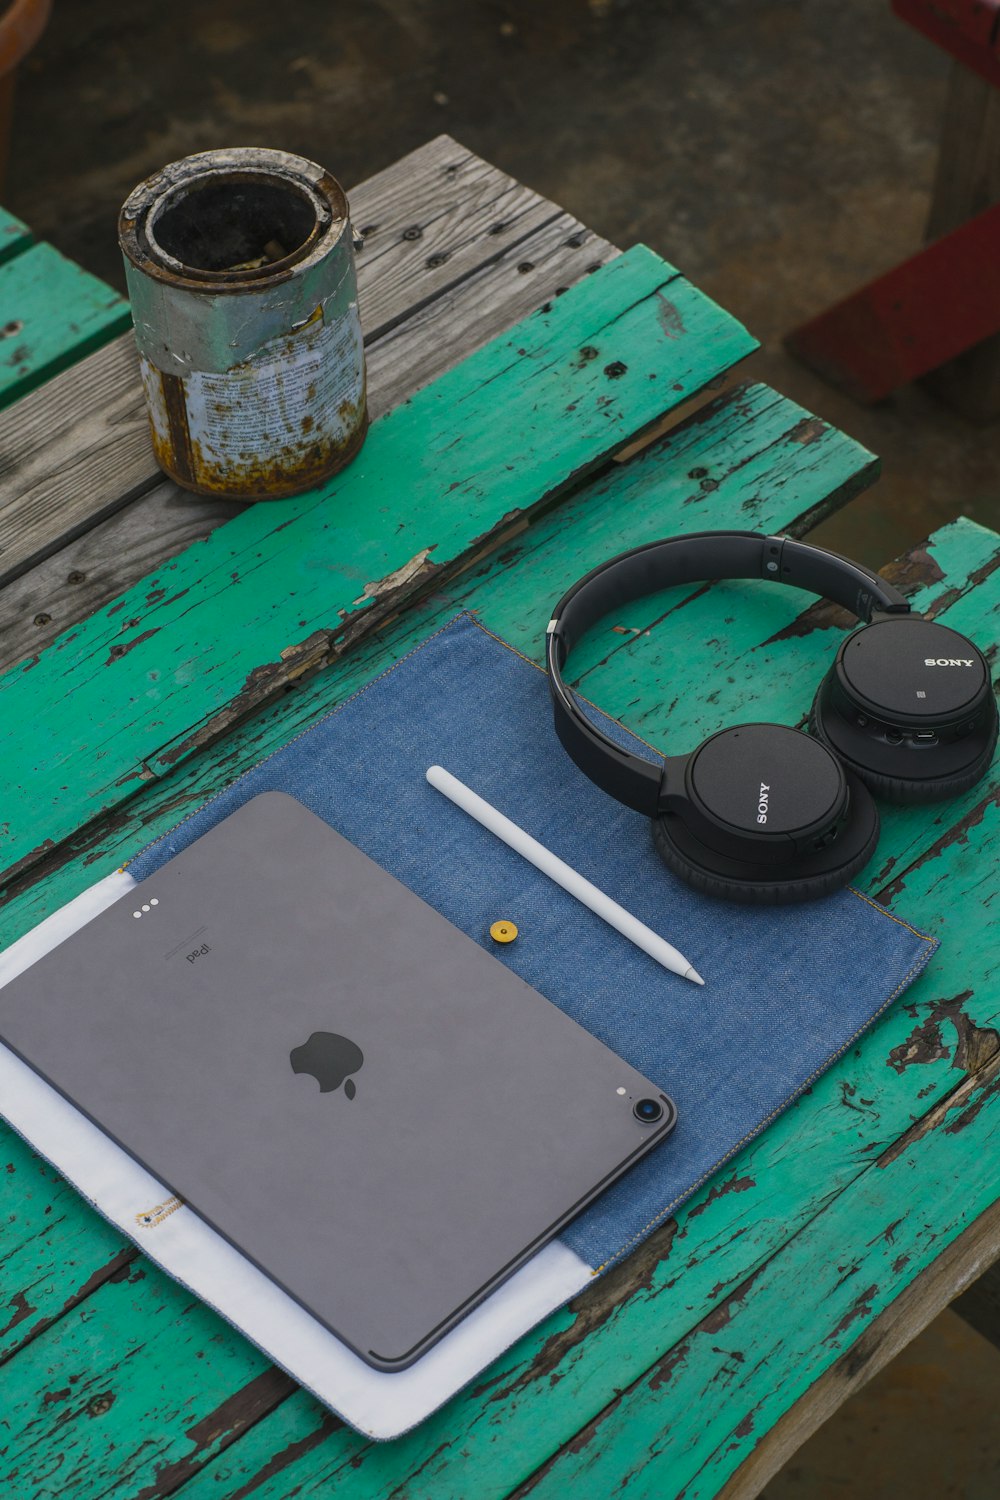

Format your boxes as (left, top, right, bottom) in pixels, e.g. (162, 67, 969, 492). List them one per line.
(5, 0, 1000, 1492)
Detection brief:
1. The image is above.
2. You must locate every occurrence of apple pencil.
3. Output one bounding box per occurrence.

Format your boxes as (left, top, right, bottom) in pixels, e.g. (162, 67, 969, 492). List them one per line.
(426, 765, 704, 986)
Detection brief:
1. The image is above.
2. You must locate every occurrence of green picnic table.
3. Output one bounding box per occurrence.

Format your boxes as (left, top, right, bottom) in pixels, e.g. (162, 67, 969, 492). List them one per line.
(1, 136, 998, 1500)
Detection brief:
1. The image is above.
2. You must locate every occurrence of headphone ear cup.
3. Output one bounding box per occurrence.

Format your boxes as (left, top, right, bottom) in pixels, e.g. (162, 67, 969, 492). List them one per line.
(651, 773, 880, 905)
(810, 684, 998, 804)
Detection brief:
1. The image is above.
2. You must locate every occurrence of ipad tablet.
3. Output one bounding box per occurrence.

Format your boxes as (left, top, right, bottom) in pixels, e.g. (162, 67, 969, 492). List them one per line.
(0, 792, 676, 1370)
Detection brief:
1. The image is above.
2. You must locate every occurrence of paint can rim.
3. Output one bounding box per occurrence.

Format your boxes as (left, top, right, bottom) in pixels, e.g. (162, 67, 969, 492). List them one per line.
(118, 146, 351, 294)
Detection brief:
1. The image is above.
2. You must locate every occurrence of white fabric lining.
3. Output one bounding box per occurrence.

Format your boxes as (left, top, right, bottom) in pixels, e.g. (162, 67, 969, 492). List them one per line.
(0, 872, 591, 1439)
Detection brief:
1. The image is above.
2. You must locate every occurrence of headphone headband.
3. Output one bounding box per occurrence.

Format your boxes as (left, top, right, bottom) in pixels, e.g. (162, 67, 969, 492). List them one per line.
(545, 530, 910, 816)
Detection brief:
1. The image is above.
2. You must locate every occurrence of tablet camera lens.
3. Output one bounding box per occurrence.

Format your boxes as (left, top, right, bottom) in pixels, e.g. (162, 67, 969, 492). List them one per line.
(633, 1097, 663, 1123)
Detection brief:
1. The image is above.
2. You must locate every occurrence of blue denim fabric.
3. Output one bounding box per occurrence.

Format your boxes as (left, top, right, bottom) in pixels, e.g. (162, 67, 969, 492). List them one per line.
(131, 613, 936, 1272)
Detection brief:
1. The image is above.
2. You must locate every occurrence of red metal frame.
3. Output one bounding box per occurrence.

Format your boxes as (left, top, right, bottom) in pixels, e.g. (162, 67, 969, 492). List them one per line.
(785, 199, 1000, 402)
(785, 2, 1000, 400)
(893, 0, 1000, 89)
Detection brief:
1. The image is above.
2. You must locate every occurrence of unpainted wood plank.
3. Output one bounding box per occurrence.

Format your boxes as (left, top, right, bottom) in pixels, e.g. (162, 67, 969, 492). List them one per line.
(0, 335, 153, 584)
(0, 136, 588, 589)
(923, 60, 1000, 420)
(351, 149, 565, 341)
(0, 246, 756, 894)
(0, 211, 615, 672)
(0, 241, 130, 409)
(0, 203, 32, 266)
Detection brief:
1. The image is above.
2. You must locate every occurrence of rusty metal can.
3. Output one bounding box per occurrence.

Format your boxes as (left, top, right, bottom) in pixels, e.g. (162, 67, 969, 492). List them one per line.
(118, 147, 368, 501)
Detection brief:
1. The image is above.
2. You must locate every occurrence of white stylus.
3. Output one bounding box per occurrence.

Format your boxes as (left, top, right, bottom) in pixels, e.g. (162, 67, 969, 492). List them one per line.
(426, 765, 705, 986)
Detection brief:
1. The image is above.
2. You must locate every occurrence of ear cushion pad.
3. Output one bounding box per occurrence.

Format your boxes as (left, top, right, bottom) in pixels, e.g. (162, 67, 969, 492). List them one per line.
(652, 784, 880, 905)
(810, 690, 998, 805)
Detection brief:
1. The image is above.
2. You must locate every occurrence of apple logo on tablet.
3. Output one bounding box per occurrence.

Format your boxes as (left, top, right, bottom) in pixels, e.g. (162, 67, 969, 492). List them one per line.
(290, 1032, 364, 1099)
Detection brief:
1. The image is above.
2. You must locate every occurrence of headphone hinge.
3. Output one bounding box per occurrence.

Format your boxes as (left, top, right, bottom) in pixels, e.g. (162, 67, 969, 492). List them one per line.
(656, 754, 689, 813)
(761, 533, 787, 580)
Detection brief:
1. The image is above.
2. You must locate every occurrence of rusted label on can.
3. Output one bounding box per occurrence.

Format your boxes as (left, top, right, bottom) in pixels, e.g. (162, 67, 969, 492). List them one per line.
(119, 148, 368, 501)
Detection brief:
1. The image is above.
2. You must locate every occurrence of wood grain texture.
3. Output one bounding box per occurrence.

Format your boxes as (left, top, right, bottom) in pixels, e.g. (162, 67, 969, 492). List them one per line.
(0, 135, 604, 590)
(518, 1023, 1000, 1500)
(2, 141, 995, 1500)
(0, 1254, 294, 1500)
(0, 381, 889, 1500)
(0, 245, 755, 894)
(83, 516, 997, 1500)
(0, 210, 615, 672)
(721, 1190, 1000, 1500)
(0, 381, 868, 949)
(0, 240, 130, 409)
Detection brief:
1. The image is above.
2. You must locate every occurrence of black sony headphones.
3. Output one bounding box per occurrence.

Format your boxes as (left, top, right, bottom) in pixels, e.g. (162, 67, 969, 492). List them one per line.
(545, 530, 997, 904)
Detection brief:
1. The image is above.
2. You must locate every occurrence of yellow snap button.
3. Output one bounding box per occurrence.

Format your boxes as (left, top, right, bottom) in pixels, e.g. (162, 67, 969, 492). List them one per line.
(489, 920, 518, 944)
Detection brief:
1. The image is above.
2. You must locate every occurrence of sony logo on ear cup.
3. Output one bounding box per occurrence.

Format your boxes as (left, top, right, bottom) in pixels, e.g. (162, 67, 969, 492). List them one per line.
(813, 615, 997, 808)
(756, 784, 770, 824)
(546, 530, 997, 904)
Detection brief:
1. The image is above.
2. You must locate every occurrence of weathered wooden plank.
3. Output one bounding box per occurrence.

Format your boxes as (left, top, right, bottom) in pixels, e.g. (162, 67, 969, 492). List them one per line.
(0, 382, 864, 947)
(0, 211, 615, 672)
(517, 1038, 1000, 1500)
(5, 519, 995, 1497)
(0, 1132, 133, 1365)
(0, 335, 156, 581)
(10, 403, 998, 1500)
(0, 204, 32, 266)
(0, 135, 599, 589)
(0, 382, 876, 1390)
(349, 146, 564, 341)
(715, 1198, 1000, 1500)
(0, 1254, 294, 1500)
(0, 241, 130, 410)
(158, 691, 1000, 1500)
(0, 246, 756, 893)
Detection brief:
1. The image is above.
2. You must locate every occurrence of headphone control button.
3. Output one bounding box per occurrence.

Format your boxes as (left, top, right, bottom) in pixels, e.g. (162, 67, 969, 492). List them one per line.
(855, 713, 868, 727)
